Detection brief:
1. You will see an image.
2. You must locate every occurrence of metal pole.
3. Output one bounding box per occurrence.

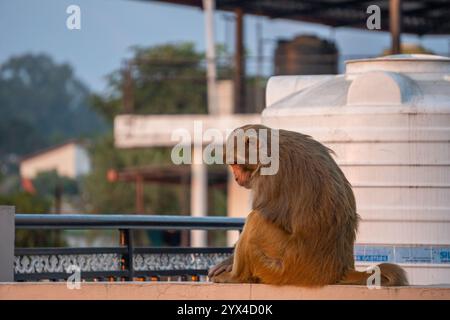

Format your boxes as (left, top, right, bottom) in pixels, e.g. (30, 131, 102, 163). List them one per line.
(203, 0, 218, 115)
(54, 183, 62, 214)
(256, 18, 264, 112)
(190, 145, 208, 247)
(119, 229, 134, 281)
(122, 62, 134, 113)
(256, 19, 263, 79)
(234, 7, 245, 113)
(390, 0, 402, 54)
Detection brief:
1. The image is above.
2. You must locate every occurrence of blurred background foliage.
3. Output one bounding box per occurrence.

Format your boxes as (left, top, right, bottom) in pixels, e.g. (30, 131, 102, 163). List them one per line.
(84, 43, 211, 215)
(0, 192, 65, 247)
(0, 42, 228, 247)
(83, 135, 180, 214)
(91, 42, 208, 121)
(0, 53, 106, 161)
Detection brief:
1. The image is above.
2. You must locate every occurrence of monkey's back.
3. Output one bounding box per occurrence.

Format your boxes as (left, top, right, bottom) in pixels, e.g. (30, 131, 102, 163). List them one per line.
(252, 129, 359, 286)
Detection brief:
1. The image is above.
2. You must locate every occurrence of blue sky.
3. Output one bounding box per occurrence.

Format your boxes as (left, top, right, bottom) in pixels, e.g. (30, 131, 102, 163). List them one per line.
(1, 0, 449, 93)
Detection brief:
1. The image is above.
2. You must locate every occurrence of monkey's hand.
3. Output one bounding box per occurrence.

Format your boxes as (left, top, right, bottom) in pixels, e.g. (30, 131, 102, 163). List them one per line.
(211, 271, 235, 283)
(208, 255, 233, 279)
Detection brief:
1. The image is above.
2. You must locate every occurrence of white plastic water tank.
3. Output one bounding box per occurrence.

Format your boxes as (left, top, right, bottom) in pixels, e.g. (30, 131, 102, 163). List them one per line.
(263, 54, 450, 285)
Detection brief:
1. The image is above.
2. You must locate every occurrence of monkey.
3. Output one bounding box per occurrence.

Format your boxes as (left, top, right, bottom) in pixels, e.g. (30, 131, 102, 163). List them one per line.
(209, 124, 407, 287)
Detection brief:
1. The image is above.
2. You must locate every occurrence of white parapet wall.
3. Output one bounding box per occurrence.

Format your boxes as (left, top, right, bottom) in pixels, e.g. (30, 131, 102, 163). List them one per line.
(114, 114, 260, 148)
(1, 282, 449, 300)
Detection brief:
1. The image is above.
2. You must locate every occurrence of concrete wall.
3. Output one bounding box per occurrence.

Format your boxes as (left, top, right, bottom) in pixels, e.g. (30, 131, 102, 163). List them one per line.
(114, 114, 261, 148)
(0, 206, 14, 282)
(1, 283, 449, 300)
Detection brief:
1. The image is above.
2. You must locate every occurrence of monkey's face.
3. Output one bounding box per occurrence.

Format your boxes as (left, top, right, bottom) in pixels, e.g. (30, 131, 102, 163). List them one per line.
(230, 164, 257, 189)
(225, 124, 270, 189)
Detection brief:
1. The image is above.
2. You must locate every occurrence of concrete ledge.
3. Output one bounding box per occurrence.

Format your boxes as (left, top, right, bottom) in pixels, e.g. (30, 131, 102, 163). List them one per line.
(1, 283, 449, 300)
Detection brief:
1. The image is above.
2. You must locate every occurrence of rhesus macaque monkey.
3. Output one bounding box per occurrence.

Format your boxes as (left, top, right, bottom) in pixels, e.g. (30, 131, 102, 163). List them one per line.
(209, 124, 407, 286)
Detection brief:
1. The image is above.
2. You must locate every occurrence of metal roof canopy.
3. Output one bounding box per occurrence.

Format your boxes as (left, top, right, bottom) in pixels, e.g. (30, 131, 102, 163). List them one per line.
(147, 0, 450, 35)
(138, 0, 449, 114)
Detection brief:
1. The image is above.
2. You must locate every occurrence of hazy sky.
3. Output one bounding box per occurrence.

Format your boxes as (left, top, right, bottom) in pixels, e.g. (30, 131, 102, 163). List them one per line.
(1, 0, 449, 92)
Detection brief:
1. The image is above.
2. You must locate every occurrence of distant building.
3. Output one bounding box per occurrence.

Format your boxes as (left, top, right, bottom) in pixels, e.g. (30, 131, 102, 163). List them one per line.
(20, 141, 90, 179)
(274, 35, 338, 75)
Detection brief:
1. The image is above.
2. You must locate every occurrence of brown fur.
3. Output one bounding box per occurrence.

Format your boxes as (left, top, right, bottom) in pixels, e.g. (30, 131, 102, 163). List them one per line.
(340, 263, 408, 286)
(209, 124, 408, 286)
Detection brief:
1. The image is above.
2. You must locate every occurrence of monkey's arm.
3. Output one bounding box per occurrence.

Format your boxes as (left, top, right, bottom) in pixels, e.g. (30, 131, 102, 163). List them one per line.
(211, 210, 288, 284)
(210, 211, 258, 283)
(208, 254, 233, 278)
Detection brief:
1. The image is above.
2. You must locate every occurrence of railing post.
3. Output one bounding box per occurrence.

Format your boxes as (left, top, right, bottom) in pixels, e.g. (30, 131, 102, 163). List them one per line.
(190, 144, 208, 247)
(0, 206, 15, 282)
(119, 229, 134, 281)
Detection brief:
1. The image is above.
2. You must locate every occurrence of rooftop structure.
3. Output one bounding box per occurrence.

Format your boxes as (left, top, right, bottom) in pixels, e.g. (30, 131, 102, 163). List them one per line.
(19, 141, 90, 180)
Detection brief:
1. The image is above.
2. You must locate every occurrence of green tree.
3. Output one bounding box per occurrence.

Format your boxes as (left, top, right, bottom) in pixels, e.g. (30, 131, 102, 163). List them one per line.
(91, 43, 207, 122)
(0, 53, 106, 160)
(85, 43, 210, 215)
(33, 170, 79, 197)
(83, 134, 180, 214)
(0, 192, 65, 247)
(84, 43, 229, 245)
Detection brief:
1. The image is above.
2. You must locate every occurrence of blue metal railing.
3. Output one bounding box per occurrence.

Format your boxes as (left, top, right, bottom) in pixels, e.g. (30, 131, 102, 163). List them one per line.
(15, 214, 245, 230)
(14, 214, 449, 282)
(14, 214, 244, 282)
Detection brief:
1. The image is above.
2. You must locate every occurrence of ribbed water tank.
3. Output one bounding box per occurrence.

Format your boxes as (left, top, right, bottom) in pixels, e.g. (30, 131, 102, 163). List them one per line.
(263, 54, 450, 285)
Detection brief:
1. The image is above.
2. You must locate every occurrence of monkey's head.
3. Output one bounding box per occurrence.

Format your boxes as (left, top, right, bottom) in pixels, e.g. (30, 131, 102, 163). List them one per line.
(225, 124, 276, 189)
(229, 163, 258, 189)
